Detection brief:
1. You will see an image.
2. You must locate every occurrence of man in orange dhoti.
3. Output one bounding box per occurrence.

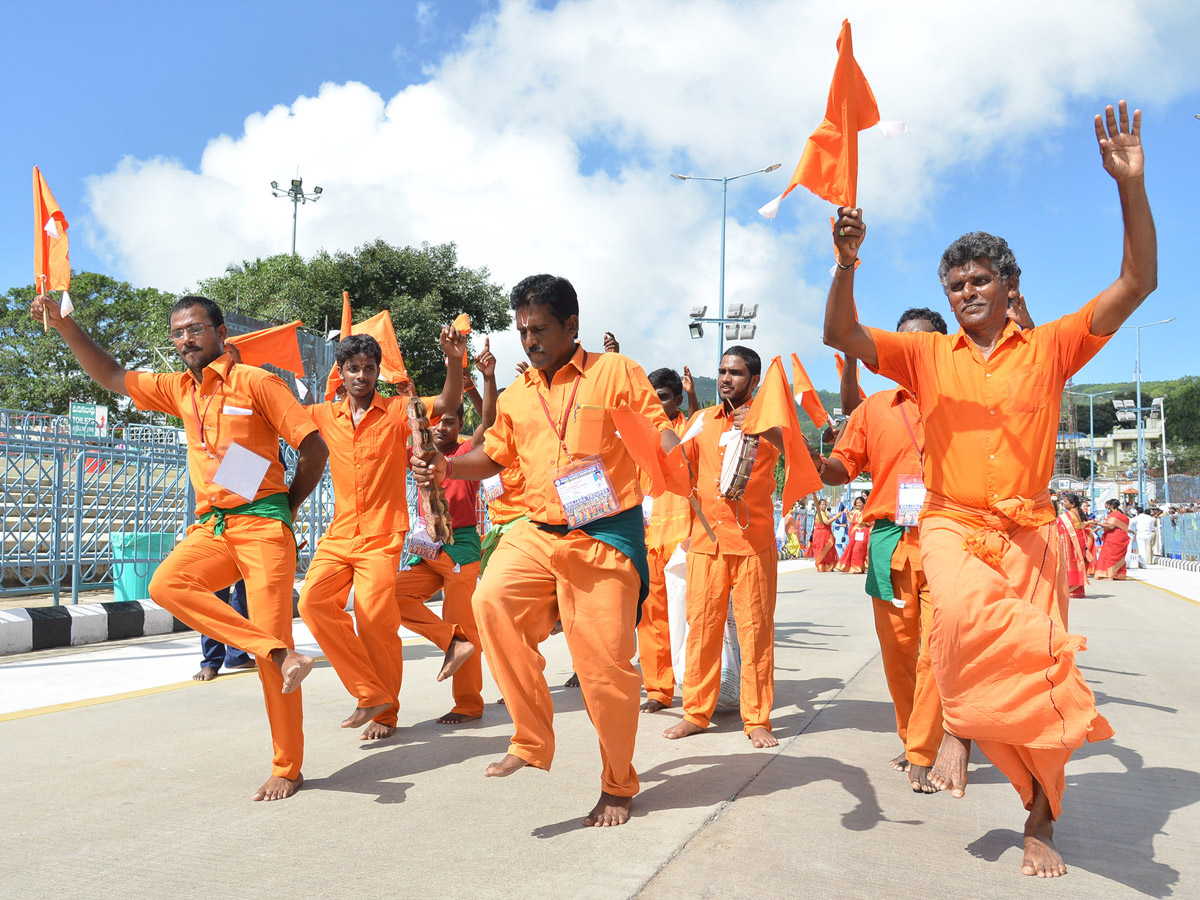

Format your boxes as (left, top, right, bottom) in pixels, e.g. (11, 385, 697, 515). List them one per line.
(31, 294, 328, 801)
(412, 274, 679, 827)
(820, 307, 948, 793)
(823, 101, 1156, 876)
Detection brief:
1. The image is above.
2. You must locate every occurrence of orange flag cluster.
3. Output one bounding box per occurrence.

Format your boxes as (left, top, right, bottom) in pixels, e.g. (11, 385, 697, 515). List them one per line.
(227, 321, 306, 378)
(743, 357, 824, 510)
(324, 292, 412, 400)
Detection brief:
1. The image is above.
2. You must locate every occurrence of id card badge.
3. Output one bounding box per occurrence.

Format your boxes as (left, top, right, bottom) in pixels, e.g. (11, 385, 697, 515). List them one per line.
(553, 455, 620, 529)
(408, 521, 443, 561)
(482, 474, 505, 503)
(896, 475, 927, 527)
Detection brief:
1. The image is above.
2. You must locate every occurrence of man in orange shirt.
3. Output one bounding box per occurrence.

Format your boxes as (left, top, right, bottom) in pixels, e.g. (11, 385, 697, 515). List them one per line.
(820, 307, 947, 793)
(663, 346, 783, 750)
(30, 294, 328, 802)
(299, 329, 474, 741)
(412, 274, 680, 827)
(823, 101, 1156, 876)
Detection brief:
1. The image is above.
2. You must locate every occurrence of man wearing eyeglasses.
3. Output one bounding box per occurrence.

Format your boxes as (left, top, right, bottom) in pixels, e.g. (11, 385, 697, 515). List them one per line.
(31, 293, 329, 802)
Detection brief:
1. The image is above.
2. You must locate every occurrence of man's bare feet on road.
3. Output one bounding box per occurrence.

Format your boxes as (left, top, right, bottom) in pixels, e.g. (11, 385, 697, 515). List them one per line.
(437, 710, 482, 725)
(583, 792, 632, 827)
(341, 702, 391, 729)
(748, 726, 778, 748)
(360, 721, 395, 741)
(1022, 782, 1067, 877)
(564, 672, 580, 688)
(252, 773, 302, 801)
(485, 753, 531, 777)
(193, 666, 218, 682)
(908, 764, 937, 793)
(640, 699, 669, 713)
(437, 637, 475, 682)
(662, 720, 705, 740)
(929, 731, 971, 797)
(889, 752, 910, 771)
(272, 649, 314, 694)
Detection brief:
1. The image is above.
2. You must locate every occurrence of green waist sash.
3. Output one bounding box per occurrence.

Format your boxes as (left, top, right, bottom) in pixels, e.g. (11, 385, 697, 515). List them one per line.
(199, 492, 292, 538)
(480, 516, 529, 573)
(863, 518, 905, 604)
(407, 525, 482, 569)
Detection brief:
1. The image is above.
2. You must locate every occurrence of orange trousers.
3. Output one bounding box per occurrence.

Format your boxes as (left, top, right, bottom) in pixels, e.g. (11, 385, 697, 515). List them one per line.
(681, 547, 778, 734)
(638, 546, 676, 706)
(870, 549, 942, 768)
(148, 516, 302, 779)
(397, 553, 483, 717)
(298, 532, 410, 727)
(473, 521, 641, 797)
(920, 512, 1114, 819)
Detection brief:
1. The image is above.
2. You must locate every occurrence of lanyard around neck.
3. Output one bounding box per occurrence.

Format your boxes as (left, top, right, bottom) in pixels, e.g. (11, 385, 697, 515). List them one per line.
(535, 350, 587, 456)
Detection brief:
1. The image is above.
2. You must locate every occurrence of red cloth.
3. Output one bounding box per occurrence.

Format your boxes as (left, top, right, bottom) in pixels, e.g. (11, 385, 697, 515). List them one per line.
(1094, 512, 1130, 576)
(444, 439, 481, 531)
(811, 520, 837, 571)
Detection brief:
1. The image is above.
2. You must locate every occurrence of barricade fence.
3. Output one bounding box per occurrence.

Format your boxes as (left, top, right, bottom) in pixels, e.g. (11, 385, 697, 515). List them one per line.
(1158, 512, 1200, 561)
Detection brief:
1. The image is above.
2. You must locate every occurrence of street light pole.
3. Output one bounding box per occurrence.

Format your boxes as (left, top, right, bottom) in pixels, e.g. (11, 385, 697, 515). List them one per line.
(1121, 318, 1174, 506)
(271, 177, 324, 256)
(1073, 388, 1114, 513)
(671, 164, 780, 400)
(1155, 397, 1170, 504)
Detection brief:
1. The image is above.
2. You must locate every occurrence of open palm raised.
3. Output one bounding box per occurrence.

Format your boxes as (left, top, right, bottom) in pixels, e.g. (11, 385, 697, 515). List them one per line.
(1095, 99, 1144, 182)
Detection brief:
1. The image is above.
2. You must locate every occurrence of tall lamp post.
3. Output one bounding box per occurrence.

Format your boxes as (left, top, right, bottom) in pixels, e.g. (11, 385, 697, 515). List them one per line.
(1069, 388, 1115, 513)
(671, 164, 780, 398)
(1153, 396, 1169, 504)
(1121, 318, 1174, 505)
(271, 177, 323, 256)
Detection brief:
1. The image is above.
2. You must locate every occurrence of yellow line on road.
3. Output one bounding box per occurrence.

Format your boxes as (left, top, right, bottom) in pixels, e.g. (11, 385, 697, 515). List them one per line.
(1138, 580, 1200, 608)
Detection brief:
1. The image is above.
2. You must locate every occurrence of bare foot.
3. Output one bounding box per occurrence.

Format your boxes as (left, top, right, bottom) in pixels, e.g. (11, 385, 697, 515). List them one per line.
(341, 702, 391, 729)
(437, 711, 482, 725)
(360, 721, 395, 741)
(929, 731, 971, 797)
(1022, 781, 1067, 877)
(437, 637, 475, 682)
(663, 719, 705, 740)
(640, 698, 669, 713)
(485, 753, 531, 777)
(272, 649, 314, 694)
(889, 752, 910, 772)
(251, 773, 302, 801)
(583, 792, 632, 827)
(748, 726, 778, 748)
(909, 763, 937, 793)
(193, 666, 218, 682)
(564, 672, 580, 688)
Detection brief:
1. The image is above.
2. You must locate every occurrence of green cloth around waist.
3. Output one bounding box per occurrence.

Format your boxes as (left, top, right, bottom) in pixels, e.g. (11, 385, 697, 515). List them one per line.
(863, 518, 905, 604)
(480, 515, 529, 573)
(535, 506, 650, 611)
(407, 525, 483, 569)
(199, 492, 293, 538)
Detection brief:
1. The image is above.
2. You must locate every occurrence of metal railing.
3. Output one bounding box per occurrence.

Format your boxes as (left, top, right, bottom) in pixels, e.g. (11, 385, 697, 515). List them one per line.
(1158, 513, 1200, 561)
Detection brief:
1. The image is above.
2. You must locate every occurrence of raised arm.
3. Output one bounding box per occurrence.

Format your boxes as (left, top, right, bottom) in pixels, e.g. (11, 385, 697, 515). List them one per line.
(1089, 100, 1158, 336)
(30, 295, 130, 397)
(469, 338, 497, 449)
(682, 365, 701, 415)
(823, 208, 879, 367)
(431, 324, 467, 418)
(839, 355, 863, 417)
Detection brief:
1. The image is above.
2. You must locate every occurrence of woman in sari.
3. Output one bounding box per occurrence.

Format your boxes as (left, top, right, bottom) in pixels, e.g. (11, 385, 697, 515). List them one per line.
(810, 498, 837, 572)
(836, 496, 871, 574)
(1056, 492, 1088, 598)
(1094, 497, 1131, 580)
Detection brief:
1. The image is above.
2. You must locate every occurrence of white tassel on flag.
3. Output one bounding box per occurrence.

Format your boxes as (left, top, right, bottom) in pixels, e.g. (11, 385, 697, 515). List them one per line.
(296, 379, 309, 400)
(879, 121, 907, 139)
(59, 291, 74, 317)
(758, 193, 784, 220)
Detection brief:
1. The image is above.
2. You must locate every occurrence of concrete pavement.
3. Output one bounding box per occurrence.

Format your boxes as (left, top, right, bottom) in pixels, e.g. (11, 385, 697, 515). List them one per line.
(1, 565, 1197, 899)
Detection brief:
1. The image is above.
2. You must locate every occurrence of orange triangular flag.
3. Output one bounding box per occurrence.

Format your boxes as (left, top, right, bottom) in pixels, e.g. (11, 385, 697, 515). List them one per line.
(743, 357, 823, 510)
(324, 296, 412, 400)
(791, 353, 832, 428)
(776, 20, 879, 210)
(834, 352, 867, 401)
(611, 405, 691, 498)
(33, 167, 70, 294)
(453, 313, 470, 334)
(227, 321, 305, 378)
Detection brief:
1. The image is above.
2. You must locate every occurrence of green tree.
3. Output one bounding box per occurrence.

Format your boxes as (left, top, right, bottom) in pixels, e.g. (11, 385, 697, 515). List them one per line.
(0, 272, 175, 421)
(198, 240, 510, 396)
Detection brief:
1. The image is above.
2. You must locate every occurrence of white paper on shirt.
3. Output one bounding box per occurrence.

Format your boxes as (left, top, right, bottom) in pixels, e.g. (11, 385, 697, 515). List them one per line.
(213, 442, 273, 501)
(222, 405, 253, 416)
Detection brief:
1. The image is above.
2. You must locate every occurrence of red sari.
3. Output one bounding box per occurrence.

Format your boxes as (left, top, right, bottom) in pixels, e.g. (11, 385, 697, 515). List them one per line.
(811, 510, 837, 572)
(1094, 511, 1130, 580)
(1056, 509, 1087, 598)
(836, 511, 871, 574)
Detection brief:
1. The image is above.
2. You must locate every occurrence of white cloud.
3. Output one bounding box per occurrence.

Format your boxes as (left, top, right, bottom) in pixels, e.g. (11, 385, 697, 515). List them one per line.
(85, 0, 1200, 385)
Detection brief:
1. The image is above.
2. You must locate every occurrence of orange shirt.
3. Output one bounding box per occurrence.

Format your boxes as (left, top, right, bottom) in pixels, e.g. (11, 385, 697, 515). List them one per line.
(125, 353, 316, 517)
(486, 465, 527, 525)
(482, 345, 671, 525)
(683, 404, 780, 556)
(830, 388, 923, 525)
(308, 393, 412, 538)
(644, 412, 692, 553)
(867, 296, 1111, 513)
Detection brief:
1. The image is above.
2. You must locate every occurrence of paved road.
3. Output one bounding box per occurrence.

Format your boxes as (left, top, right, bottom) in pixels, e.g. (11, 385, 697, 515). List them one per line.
(1, 567, 1196, 899)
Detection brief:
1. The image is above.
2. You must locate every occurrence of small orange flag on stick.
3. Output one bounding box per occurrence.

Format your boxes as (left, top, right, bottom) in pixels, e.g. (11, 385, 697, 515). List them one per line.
(227, 321, 306, 378)
(33, 166, 72, 329)
(791, 353, 832, 428)
(743, 357, 824, 510)
(759, 19, 880, 219)
(834, 352, 867, 401)
(610, 405, 691, 498)
(324, 296, 411, 401)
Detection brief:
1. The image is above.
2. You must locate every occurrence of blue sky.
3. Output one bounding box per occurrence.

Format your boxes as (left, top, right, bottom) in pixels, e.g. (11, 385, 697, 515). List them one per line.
(3, 0, 1198, 393)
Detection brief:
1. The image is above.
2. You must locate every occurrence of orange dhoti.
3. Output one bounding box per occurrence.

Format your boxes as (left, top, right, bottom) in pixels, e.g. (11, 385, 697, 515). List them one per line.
(397, 553, 483, 718)
(681, 547, 778, 734)
(473, 521, 641, 797)
(638, 546, 676, 707)
(298, 532, 407, 727)
(149, 516, 303, 778)
(869, 533, 941, 768)
(919, 504, 1114, 819)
